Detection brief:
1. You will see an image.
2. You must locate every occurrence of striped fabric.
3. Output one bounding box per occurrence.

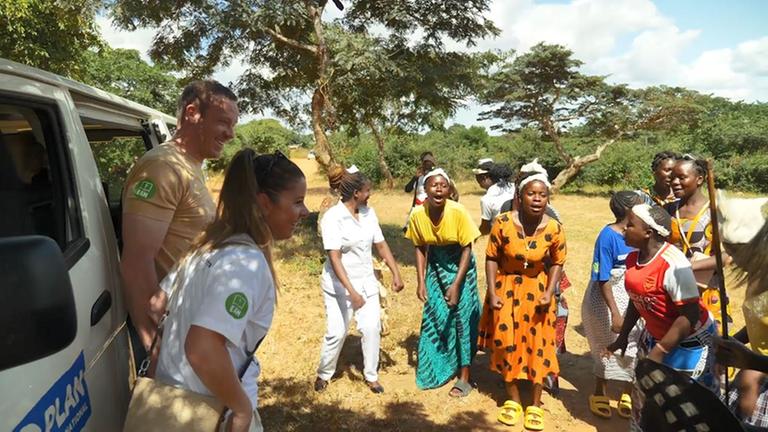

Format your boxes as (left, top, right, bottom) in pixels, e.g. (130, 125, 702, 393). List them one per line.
(415, 244, 481, 389)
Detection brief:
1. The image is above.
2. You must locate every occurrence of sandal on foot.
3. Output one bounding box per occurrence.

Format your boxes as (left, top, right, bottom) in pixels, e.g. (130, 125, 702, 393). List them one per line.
(617, 393, 632, 419)
(449, 379, 473, 398)
(588, 394, 612, 419)
(366, 381, 384, 394)
(314, 377, 329, 392)
(497, 400, 523, 426)
(524, 405, 545, 431)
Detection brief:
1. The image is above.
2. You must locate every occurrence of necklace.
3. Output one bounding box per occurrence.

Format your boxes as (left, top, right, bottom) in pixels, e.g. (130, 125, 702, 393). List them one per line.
(519, 214, 539, 269)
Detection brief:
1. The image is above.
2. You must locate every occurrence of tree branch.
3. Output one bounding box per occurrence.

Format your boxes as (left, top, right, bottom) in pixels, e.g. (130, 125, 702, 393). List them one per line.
(264, 27, 317, 54)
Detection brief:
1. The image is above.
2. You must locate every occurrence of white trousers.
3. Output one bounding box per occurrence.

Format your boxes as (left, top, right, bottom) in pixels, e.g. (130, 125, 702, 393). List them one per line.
(317, 291, 381, 382)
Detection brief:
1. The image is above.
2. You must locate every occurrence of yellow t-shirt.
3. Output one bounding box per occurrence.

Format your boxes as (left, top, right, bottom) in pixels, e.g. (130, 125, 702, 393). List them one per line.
(405, 200, 480, 247)
(123, 142, 216, 280)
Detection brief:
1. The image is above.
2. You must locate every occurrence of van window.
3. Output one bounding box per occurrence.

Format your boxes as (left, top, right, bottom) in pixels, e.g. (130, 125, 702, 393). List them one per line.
(0, 99, 85, 263)
(80, 118, 152, 245)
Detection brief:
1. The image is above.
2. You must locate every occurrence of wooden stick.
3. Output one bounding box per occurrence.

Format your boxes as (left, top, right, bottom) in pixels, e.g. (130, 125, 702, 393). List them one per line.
(706, 160, 729, 338)
(706, 159, 730, 394)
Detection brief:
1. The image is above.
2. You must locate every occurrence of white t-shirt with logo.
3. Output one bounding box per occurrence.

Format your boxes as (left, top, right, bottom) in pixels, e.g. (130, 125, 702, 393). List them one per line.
(320, 201, 385, 298)
(480, 182, 516, 222)
(155, 234, 276, 407)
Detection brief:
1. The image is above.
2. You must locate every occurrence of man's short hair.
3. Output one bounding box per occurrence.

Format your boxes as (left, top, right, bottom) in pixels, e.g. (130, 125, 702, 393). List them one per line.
(177, 80, 237, 119)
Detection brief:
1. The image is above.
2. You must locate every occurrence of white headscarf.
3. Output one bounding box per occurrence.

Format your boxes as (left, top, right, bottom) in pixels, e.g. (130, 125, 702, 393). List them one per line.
(520, 158, 547, 176)
(632, 204, 670, 237)
(423, 167, 450, 184)
(518, 158, 551, 191)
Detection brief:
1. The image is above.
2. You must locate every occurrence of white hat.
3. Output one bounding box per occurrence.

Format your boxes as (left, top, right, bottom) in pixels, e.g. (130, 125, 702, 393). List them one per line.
(472, 158, 494, 175)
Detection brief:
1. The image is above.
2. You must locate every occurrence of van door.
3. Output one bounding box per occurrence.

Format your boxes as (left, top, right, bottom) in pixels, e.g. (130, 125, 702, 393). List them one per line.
(0, 74, 130, 431)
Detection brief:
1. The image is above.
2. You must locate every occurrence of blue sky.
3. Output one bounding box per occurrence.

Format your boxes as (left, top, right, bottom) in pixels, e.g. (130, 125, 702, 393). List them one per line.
(97, 0, 768, 128)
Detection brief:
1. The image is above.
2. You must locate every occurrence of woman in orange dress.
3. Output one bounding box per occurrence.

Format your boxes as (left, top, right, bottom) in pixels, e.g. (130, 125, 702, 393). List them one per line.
(478, 171, 566, 431)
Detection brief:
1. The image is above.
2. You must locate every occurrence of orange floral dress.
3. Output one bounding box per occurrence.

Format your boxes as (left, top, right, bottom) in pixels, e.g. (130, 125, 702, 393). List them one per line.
(478, 212, 567, 384)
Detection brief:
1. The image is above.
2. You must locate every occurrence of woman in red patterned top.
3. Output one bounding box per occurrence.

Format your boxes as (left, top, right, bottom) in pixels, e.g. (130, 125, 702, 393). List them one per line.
(605, 203, 717, 432)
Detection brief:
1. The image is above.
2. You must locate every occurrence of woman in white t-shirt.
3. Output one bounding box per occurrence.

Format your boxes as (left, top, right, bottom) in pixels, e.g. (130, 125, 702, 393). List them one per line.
(154, 149, 309, 432)
(315, 167, 404, 394)
(473, 160, 515, 235)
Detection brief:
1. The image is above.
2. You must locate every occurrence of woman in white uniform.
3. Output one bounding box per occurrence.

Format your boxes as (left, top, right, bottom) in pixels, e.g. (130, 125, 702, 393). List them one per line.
(154, 149, 309, 432)
(473, 159, 515, 235)
(315, 167, 404, 393)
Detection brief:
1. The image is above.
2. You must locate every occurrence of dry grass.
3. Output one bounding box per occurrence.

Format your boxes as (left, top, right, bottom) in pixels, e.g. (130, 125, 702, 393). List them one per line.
(208, 157, 747, 432)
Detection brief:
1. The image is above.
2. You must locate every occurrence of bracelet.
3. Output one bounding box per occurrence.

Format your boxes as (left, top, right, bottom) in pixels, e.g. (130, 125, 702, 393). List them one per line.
(656, 343, 669, 354)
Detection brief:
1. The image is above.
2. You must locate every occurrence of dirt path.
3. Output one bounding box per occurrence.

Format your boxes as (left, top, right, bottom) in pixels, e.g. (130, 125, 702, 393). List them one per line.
(219, 157, 745, 431)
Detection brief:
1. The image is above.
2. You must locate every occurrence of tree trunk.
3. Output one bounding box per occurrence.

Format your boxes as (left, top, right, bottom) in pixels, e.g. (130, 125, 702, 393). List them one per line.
(550, 138, 616, 194)
(311, 88, 334, 169)
(307, 2, 336, 170)
(368, 120, 395, 189)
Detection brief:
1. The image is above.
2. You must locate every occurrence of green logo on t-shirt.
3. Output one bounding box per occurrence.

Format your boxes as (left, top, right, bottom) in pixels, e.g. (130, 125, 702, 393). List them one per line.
(133, 179, 156, 200)
(225, 292, 248, 319)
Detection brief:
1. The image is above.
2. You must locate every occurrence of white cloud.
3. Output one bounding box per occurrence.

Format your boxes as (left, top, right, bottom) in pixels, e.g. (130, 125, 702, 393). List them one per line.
(96, 16, 156, 62)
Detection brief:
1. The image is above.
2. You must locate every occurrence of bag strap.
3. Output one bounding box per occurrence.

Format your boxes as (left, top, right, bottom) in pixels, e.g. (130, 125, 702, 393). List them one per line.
(674, 203, 709, 254)
(238, 336, 265, 379)
(137, 257, 189, 378)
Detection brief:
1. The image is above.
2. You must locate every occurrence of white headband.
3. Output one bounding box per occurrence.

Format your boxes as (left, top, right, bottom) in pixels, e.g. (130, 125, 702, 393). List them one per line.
(518, 173, 551, 191)
(346, 165, 359, 174)
(632, 204, 670, 237)
(424, 167, 450, 184)
(520, 158, 547, 176)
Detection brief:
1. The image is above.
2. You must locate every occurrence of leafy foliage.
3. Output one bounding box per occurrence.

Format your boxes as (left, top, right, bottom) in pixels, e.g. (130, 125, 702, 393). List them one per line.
(0, 0, 103, 78)
(106, 0, 499, 169)
(479, 43, 705, 192)
(79, 46, 181, 114)
(208, 119, 308, 171)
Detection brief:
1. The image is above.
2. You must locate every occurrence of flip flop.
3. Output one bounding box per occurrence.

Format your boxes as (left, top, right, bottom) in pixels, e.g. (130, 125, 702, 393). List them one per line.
(524, 405, 545, 431)
(589, 394, 612, 419)
(617, 393, 632, 419)
(497, 400, 523, 426)
(449, 379, 473, 398)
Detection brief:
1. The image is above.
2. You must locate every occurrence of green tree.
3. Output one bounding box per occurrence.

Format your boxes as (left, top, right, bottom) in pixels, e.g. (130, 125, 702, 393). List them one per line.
(107, 0, 498, 171)
(480, 43, 705, 193)
(331, 30, 494, 188)
(0, 0, 102, 78)
(209, 119, 305, 171)
(80, 46, 181, 114)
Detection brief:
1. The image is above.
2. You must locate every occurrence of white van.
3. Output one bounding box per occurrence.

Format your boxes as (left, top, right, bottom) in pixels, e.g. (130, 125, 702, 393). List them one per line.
(0, 58, 175, 432)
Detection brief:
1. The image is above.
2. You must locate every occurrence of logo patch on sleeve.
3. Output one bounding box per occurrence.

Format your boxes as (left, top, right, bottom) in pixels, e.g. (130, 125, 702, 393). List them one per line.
(133, 179, 157, 199)
(225, 292, 248, 319)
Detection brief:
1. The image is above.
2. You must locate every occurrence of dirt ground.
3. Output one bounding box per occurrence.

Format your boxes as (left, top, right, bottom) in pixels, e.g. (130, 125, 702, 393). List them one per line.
(209, 157, 746, 431)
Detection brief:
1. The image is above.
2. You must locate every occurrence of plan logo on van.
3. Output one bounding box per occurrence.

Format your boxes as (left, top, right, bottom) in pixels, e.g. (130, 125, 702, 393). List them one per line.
(13, 352, 91, 432)
(133, 179, 156, 199)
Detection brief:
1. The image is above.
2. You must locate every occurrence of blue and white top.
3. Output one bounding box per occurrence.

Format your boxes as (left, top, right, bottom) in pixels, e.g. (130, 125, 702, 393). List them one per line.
(590, 225, 634, 283)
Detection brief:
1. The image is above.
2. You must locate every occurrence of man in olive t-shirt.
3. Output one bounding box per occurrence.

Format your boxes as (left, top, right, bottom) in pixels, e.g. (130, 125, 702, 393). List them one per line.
(121, 80, 238, 352)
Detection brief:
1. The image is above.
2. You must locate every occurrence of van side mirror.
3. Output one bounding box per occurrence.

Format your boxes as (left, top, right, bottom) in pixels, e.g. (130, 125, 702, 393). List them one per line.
(0, 236, 77, 371)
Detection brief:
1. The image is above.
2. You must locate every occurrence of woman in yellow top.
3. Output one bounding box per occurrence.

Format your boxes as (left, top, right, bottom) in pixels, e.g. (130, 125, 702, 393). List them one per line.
(405, 168, 482, 397)
(665, 155, 731, 327)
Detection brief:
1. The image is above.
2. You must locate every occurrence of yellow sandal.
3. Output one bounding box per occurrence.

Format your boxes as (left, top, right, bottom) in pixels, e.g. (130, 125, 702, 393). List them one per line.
(589, 394, 612, 419)
(617, 393, 632, 419)
(497, 400, 523, 426)
(524, 405, 545, 431)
